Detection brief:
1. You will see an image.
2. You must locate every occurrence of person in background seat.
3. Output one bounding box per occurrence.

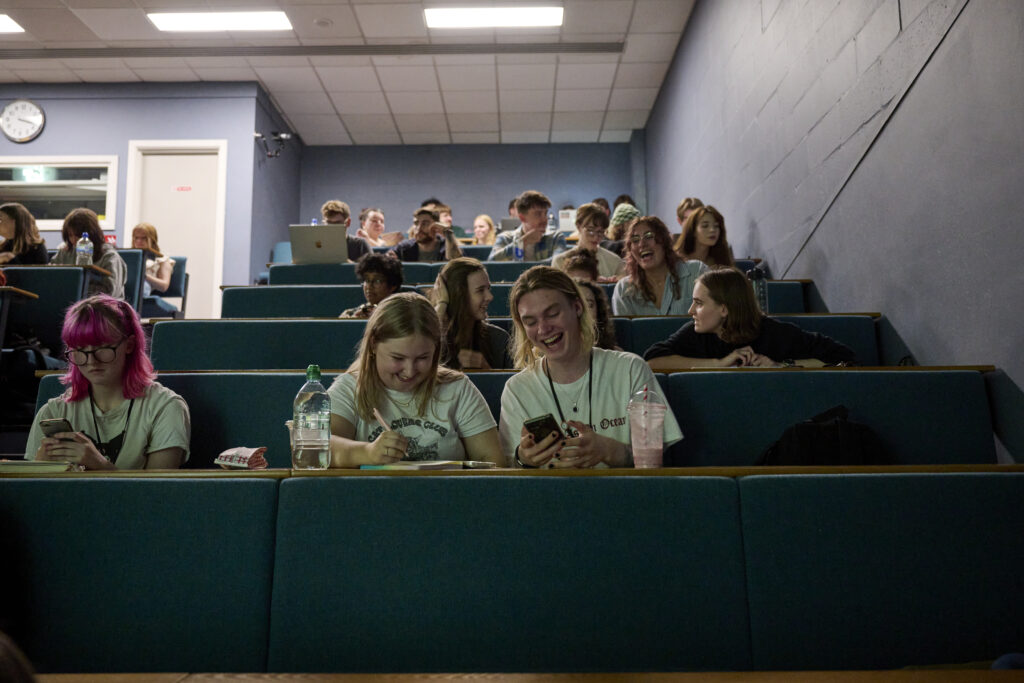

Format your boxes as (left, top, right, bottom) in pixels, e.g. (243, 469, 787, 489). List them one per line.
(488, 190, 567, 262)
(551, 202, 624, 280)
(0, 202, 48, 265)
(612, 215, 706, 316)
(389, 207, 462, 262)
(321, 199, 372, 263)
(674, 205, 735, 268)
(339, 253, 403, 319)
(644, 267, 857, 369)
(50, 208, 127, 300)
(431, 257, 512, 370)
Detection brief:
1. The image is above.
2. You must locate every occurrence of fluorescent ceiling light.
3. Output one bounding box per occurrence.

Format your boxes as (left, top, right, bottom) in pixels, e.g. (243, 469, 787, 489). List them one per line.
(425, 7, 563, 29)
(0, 14, 26, 33)
(148, 11, 292, 32)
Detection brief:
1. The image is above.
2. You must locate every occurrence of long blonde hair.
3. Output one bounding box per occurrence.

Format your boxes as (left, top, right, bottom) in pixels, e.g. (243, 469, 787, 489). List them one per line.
(131, 222, 163, 257)
(508, 266, 595, 370)
(348, 292, 461, 421)
(472, 214, 496, 245)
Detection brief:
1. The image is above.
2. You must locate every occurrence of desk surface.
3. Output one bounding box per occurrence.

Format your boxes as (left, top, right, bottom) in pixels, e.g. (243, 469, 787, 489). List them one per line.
(38, 670, 1005, 682)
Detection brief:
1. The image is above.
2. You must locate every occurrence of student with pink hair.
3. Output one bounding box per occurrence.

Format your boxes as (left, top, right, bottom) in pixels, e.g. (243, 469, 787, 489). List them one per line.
(25, 295, 190, 470)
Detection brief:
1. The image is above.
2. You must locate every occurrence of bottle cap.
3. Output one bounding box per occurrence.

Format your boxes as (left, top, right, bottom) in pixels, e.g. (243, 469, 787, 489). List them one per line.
(306, 364, 321, 380)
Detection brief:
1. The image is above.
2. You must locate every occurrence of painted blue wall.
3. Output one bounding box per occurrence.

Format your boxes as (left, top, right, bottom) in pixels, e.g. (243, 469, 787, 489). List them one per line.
(0, 82, 259, 288)
(644, 0, 1024, 458)
(299, 143, 631, 234)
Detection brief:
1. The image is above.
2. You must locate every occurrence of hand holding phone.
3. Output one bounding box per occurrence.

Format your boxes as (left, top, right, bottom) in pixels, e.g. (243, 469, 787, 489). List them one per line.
(523, 414, 564, 443)
(40, 418, 75, 441)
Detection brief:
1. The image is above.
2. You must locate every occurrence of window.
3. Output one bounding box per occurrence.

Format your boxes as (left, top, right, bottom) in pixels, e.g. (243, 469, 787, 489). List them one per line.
(0, 156, 118, 231)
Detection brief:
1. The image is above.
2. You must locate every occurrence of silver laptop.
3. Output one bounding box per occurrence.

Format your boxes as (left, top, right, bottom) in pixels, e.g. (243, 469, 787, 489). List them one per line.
(499, 217, 520, 233)
(288, 224, 351, 264)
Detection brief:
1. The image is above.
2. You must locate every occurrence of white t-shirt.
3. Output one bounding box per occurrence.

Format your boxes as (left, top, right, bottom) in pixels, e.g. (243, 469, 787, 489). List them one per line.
(26, 382, 191, 468)
(498, 347, 683, 466)
(328, 372, 496, 461)
(551, 246, 625, 279)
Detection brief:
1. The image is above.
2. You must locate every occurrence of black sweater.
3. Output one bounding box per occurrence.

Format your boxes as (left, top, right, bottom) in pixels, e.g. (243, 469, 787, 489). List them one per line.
(642, 317, 858, 365)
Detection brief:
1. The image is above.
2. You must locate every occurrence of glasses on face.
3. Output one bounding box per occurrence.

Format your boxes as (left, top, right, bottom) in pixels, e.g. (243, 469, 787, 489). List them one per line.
(67, 338, 126, 366)
(580, 225, 606, 236)
(629, 231, 657, 244)
(363, 277, 388, 288)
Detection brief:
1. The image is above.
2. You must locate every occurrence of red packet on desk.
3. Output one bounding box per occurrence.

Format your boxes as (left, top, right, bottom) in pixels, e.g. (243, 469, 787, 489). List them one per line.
(215, 447, 268, 470)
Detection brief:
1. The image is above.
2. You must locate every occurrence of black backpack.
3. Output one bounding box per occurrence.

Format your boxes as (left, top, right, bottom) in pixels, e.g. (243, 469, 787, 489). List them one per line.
(758, 405, 891, 466)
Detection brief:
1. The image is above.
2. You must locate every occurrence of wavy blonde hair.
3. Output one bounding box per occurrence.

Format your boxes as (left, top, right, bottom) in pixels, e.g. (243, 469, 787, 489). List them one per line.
(348, 292, 461, 421)
(131, 222, 163, 257)
(508, 266, 595, 370)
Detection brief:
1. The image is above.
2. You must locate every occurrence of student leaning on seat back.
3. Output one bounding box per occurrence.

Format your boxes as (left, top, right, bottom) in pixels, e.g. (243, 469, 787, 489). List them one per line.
(326, 292, 502, 467)
(390, 207, 462, 262)
(612, 215, 707, 316)
(50, 208, 127, 299)
(674, 205, 735, 268)
(0, 202, 48, 265)
(644, 267, 857, 369)
(25, 294, 190, 470)
(499, 266, 681, 469)
(431, 257, 513, 370)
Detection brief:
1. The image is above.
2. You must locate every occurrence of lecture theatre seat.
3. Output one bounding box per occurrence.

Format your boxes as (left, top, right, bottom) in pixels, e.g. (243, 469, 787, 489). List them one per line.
(2, 266, 84, 352)
(118, 248, 144, 312)
(268, 263, 361, 285)
(663, 370, 995, 466)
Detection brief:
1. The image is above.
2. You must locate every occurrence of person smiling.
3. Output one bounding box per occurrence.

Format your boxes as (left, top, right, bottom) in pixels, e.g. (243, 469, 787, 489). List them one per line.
(551, 202, 624, 279)
(611, 215, 707, 316)
(25, 295, 190, 470)
(499, 266, 681, 468)
(674, 205, 735, 267)
(326, 292, 502, 467)
(644, 268, 857, 369)
(355, 207, 388, 247)
(431, 257, 512, 370)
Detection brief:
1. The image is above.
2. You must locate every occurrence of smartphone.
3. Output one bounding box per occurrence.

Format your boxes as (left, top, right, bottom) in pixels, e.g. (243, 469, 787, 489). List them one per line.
(523, 414, 564, 444)
(40, 418, 74, 440)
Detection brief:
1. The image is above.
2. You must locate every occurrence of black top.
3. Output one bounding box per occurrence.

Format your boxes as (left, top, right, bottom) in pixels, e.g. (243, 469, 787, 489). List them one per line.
(347, 235, 371, 262)
(642, 317, 858, 365)
(600, 239, 625, 257)
(389, 237, 451, 262)
(0, 240, 49, 265)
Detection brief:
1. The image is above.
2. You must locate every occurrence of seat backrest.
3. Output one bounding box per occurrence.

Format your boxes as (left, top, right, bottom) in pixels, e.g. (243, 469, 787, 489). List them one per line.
(221, 285, 368, 318)
(482, 260, 532, 283)
(268, 263, 360, 285)
(740, 473, 1024, 669)
(665, 370, 995, 466)
(151, 319, 366, 371)
(268, 475, 751, 672)
(463, 371, 512, 424)
(118, 248, 144, 312)
(164, 256, 188, 298)
(401, 262, 440, 284)
(765, 280, 804, 313)
(3, 267, 84, 351)
(270, 241, 292, 263)
(0, 477, 277, 673)
(459, 244, 492, 260)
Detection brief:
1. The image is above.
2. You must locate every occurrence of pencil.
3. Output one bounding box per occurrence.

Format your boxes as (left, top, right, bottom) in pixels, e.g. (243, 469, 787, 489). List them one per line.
(372, 408, 389, 432)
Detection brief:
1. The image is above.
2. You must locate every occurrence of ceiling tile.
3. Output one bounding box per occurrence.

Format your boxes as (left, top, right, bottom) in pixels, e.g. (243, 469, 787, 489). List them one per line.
(434, 54, 495, 66)
(608, 87, 659, 109)
(376, 65, 437, 91)
(11, 69, 82, 82)
(630, 0, 695, 33)
(394, 113, 447, 133)
(1, 59, 71, 70)
(353, 4, 427, 39)
(386, 90, 443, 114)
(0, 72, 24, 84)
(371, 55, 433, 67)
(70, 8, 162, 40)
(290, 114, 351, 146)
(75, 68, 140, 82)
(442, 90, 497, 114)
(286, 4, 362, 39)
(555, 63, 617, 89)
(551, 130, 600, 143)
(603, 109, 650, 128)
(554, 89, 609, 112)
(7, 8, 96, 42)
(497, 64, 556, 90)
(498, 90, 553, 113)
(622, 33, 681, 62)
(495, 28, 560, 44)
(63, 0, 137, 7)
(437, 65, 495, 91)
(559, 32, 626, 43)
(316, 66, 380, 92)
(500, 112, 551, 132)
(496, 54, 556, 65)
(427, 27, 495, 43)
(330, 91, 391, 115)
(558, 53, 621, 64)
(343, 114, 398, 134)
(130, 67, 199, 81)
(253, 66, 323, 91)
(599, 129, 634, 142)
(447, 113, 498, 133)
(452, 132, 500, 144)
(185, 57, 250, 68)
(194, 67, 259, 80)
(309, 56, 373, 67)
(552, 111, 604, 130)
(123, 57, 189, 68)
(563, 0, 634, 33)
(246, 56, 311, 68)
(60, 58, 126, 69)
(501, 131, 550, 144)
(402, 132, 452, 144)
(351, 131, 402, 145)
(275, 91, 335, 116)
(613, 62, 669, 88)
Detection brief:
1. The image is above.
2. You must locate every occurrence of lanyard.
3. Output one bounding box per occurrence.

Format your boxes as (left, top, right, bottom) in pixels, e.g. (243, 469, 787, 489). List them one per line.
(89, 393, 134, 465)
(544, 352, 593, 436)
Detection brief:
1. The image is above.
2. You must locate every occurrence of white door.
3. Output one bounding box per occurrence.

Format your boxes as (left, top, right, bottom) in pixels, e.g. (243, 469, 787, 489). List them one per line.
(125, 140, 227, 319)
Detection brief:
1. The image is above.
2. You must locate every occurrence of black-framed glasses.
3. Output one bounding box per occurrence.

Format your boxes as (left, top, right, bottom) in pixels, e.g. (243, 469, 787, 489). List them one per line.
(67, 338, 126, 366)
(580, 225, 606, 236)
(629, 231, 657, 244)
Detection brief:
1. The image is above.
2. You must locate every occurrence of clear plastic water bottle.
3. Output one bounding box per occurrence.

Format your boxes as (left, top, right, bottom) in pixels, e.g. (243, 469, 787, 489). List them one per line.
(513, 233, 524, 261)
(747, 268, 769, 313)
(75, 231, 93, 266)
(310, 218, 319, 226)
(292, 364, 331, 469)
(547, 212, 556, 233)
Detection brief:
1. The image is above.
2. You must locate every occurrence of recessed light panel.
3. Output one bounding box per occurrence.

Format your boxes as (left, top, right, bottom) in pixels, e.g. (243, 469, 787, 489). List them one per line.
(148, 11, 292, 32)
(0, 14, 26, 33)
(425, 7, 563, 29)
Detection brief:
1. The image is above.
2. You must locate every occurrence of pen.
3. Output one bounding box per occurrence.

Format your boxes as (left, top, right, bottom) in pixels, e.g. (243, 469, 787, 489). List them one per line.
(372, 408, 389, 432)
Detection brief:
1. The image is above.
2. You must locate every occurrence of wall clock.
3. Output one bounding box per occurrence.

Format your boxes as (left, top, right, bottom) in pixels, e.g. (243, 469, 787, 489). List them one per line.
(1, 99, 46, 143)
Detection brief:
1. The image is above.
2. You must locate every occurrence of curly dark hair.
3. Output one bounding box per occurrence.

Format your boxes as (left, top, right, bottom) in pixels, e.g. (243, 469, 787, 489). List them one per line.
(623, 216, 684, 305)
(355, 253, 403, 290)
